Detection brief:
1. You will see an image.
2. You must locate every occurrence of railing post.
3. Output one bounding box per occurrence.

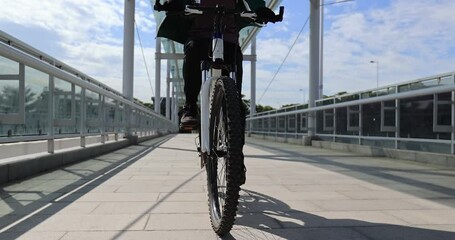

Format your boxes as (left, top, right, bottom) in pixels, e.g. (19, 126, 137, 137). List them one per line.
(123, 0, 135, 139)
(359, 103, 363, 145)
(452, 90, 454, 154)
(155, 37, 162, 114)
(80, 88, 86, 147)
(333, 107, 336, 142)
(308, 0, 323, 140)
(395, 98, 400, 150)
(48, 75, 55, 153)
(166, 60, 171, 119)
(101, 96, 106, 144)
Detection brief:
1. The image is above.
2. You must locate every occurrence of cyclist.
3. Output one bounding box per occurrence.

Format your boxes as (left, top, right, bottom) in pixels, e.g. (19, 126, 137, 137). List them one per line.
(156, 0, 274, 127)
(156, 0, 276, 185)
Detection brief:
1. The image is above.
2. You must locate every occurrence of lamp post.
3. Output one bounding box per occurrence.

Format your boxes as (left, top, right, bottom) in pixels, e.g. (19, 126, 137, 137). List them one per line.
(370, 60, 379, 88)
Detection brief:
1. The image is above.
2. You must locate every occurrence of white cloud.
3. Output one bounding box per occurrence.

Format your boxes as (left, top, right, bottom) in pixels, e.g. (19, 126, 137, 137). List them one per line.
(254, 0, 455, 107)
(0, 0, 125, 43)
(0, 0, 158, 103)
(2, 0, 455, 109)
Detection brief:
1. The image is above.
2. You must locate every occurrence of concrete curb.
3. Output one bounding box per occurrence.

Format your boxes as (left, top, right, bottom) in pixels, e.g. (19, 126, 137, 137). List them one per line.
(0, 134, 163, 185)
(311, 141, 455, 168)
(247, 134, 455, 168)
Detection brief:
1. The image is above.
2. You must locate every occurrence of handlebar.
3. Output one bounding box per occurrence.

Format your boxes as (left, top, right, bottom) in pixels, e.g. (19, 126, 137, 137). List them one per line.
(154, 0, 284, 24)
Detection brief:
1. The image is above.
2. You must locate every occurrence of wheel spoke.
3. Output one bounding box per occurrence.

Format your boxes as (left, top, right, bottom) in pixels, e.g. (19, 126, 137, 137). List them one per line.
(215, 107, 227, 213)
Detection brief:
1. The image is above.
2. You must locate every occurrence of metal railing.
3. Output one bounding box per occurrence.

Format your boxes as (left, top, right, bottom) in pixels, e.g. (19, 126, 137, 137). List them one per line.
(0, 30, 178, 154)
(247, 72, 455, 155)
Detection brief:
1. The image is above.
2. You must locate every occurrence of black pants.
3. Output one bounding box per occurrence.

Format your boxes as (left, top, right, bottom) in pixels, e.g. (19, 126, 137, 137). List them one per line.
(183, 39, 243, 106)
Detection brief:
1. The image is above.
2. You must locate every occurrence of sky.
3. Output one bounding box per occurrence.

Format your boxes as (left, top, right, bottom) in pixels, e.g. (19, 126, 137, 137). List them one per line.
(1, 0, 455, 108)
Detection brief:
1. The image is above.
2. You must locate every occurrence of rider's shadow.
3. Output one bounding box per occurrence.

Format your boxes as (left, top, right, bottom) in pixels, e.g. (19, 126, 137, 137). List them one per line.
(224, 189, 455, 240)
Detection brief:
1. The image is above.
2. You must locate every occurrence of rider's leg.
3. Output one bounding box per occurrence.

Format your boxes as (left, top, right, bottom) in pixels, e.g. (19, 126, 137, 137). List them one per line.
(181, 39, 211, 125)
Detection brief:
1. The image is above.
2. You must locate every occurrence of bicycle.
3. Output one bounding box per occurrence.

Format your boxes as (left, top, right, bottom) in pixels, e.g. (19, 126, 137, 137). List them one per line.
(155, 1, 284, 236)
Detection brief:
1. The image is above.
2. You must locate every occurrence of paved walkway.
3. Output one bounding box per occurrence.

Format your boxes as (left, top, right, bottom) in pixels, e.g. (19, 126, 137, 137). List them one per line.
(1, 134, 455, 239)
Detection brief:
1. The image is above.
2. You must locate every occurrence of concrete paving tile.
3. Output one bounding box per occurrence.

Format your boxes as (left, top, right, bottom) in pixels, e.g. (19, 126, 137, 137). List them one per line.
(1, 192, 62, 203)
(240, 185, 293, 195)
(231, 227, 370, 240)
(39, 202, 100, 215)
(59, 231, 121, 240)
(107, 171, 169, 176)
(278, 178, 366, 186)
(76, 193, 159, 202)
(353, 225, 455, 240)
(115, 184, 205, 193)
(412, 224, 455, 232)
(311, 199, 423, 211)
(2, 134, 455, 239)
(0, 201, 16, 215)
(0, 231, 67, 240)
(315, 211, 409, 226)
(27, 180, 89, 193)
(85, 185, 120, 193)
(284, 184, 371, 192)
(2, 180, 49, 192)
(91, 202, 160, 214)
(234, 212, 283, 229)
(145, 213, 212, 230)
(148, 201, 208, 214)
(268, 190, 350, 201)
(403, 198, 455, 210)
(61, 230, 218, 240)
(157, 192, 207, 202)
(338, 190, 417, 200)
(386, 209, 455, 225)
(238, 198, 323, 213)
(17, 214, 149, 231)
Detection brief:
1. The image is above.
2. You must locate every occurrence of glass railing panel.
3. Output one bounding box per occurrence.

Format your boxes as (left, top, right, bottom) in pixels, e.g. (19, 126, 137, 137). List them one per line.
(0, 80, 19, 114)
(54, 77, 73, 120)
(0, 55, 18, 74)
(24, 66, 49, 135)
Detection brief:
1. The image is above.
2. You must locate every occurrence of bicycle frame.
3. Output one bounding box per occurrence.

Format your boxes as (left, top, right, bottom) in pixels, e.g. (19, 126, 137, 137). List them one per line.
(154, 1, 284, 156)
(155, 2, 284, 235)
(198, 4, 284, 156)
(200, 6, 228, 155)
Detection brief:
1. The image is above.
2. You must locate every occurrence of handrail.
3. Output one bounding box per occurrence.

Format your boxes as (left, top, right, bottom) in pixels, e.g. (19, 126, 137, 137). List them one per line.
(248, 83, 455, 120)
(0, 38, 169, 123)
(246, 75, 455, 155)
(0, 31, 178, 149)
(0, 30, 124, 98)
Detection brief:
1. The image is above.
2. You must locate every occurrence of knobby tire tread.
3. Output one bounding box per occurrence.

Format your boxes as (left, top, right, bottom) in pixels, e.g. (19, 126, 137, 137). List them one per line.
(207, 76, 243, 236)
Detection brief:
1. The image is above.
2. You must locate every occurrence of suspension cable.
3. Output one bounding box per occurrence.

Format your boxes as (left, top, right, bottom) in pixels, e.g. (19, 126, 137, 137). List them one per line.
(322, 0, 355, 6)
(134, 21, 155, 95)
(258, 16, 310, 104)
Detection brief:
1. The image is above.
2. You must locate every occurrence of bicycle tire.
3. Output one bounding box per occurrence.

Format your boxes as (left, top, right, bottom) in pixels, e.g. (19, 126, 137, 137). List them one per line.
(206, 76, 244, 236)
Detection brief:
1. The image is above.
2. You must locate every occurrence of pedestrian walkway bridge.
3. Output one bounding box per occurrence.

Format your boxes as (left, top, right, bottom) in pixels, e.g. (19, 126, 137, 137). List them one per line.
(2, 1, 455, 238)
(0, 134, 454, 240)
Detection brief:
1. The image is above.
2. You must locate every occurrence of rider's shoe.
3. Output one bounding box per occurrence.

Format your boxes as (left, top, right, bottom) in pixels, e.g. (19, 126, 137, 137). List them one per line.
(180, 104, 200, 127)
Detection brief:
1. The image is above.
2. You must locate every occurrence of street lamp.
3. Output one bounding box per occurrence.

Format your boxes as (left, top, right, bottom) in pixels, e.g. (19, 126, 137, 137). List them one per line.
(370, 60, 379, 88)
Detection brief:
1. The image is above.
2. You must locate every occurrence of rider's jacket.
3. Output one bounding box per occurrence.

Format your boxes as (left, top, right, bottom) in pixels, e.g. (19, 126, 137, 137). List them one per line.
(188, 0, 238, 44)
(159, 0, 265, 44)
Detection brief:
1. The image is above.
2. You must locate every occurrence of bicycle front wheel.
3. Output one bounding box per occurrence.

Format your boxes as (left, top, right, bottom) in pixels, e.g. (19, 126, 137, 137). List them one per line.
(206, 76, 244, 236)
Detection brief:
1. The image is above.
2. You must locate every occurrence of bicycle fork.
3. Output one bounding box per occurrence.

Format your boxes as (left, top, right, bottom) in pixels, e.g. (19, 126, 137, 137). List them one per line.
(199, 36, 224, 168)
